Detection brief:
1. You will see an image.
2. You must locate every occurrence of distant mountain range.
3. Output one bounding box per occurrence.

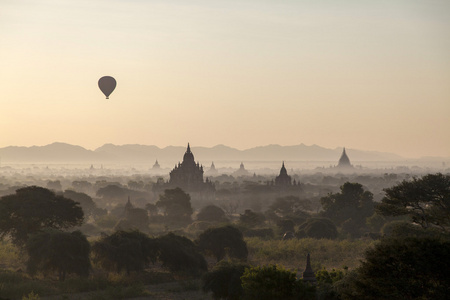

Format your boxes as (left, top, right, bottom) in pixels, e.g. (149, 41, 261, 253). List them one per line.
(0, 142, 416, 164)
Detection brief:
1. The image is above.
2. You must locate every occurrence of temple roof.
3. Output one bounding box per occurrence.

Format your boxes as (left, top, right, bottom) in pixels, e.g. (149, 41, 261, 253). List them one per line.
(338, 147, 352, 167)
(279, 161, 287, 175)
(183, 143, 195, 164)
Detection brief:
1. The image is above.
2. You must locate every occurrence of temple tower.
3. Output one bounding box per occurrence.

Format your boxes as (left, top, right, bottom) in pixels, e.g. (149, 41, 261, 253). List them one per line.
(337, 148, 353, 168)
(275, 161, 292, 186)
(302, 253, 317, 284)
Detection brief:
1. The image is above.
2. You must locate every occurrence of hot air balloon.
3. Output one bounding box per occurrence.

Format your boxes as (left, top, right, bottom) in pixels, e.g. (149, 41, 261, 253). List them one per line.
(98, 76, 116, 99)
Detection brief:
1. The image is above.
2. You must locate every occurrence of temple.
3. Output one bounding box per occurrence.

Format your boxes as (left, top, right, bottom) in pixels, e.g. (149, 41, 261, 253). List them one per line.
(337, 148, 353, 169)
(167, 144, 214, 192)
(275, 161, 292, 186)
(152, 160, 160, 169)
(205, 161, 218, 176)
(233, 162, 250, 177)
(302, 253, 317, 284)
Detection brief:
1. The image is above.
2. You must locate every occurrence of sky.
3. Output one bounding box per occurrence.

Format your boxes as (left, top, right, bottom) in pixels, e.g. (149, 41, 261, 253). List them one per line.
(1, 0, 449, 158)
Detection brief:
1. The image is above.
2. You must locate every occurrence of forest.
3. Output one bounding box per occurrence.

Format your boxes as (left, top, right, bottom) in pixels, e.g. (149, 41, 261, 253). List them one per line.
(0, 170, 449, 299)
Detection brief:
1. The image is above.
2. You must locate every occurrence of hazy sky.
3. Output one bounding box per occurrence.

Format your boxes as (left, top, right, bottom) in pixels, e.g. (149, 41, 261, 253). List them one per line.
(1, 0, 449, 158)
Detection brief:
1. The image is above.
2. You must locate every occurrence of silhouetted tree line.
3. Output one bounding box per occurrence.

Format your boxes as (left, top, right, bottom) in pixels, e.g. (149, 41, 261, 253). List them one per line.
(0, 173, 449, 298)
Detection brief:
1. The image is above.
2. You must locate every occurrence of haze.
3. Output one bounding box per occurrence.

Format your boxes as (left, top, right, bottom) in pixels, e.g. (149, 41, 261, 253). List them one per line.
(1, 0, 449, 158)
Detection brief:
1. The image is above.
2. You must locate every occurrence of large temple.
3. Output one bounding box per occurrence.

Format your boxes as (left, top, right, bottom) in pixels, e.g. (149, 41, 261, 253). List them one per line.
(337, 148, 353, 169)
(275, 162, 292, 186)
(167, 144, 214, 192)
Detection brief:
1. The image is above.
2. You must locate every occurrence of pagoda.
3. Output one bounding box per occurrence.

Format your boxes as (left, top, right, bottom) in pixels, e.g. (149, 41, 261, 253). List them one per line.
(275, 161, 292, 186)
(337, 148, 353, 169)
(168, 143, 210, 191)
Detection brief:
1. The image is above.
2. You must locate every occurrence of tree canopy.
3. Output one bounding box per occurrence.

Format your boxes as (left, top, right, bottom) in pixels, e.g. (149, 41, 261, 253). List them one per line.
(157, 232, 207, 275)
(202, 260, 249, 300)
(0, 186, 84, 247)
(26, 229, 90, 281)
(297, 218, 338, 239)
(197, 225, 248, 262)
(268, 196, 311, 220)
(320, 182, 374, 237)
(92, 230, 157, 274)
(156, 188, 193, 223)
(337, 237, 450, 299)
(197, 205, 228, 223)
(376, 173, 450, 232)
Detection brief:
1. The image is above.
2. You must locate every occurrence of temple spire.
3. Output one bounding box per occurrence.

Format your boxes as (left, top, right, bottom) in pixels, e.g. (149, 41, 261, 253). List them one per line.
(338, 147, 352, 168)
(302, 253, 317, 284)
(187, 143, 191, 153)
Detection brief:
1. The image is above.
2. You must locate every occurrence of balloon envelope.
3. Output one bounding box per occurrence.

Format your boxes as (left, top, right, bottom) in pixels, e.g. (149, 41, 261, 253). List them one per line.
(98, 76, 116, 99)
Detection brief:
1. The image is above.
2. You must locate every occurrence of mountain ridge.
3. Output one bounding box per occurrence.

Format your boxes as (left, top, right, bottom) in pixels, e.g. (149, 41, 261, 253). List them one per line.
(0, 142, 422, 163)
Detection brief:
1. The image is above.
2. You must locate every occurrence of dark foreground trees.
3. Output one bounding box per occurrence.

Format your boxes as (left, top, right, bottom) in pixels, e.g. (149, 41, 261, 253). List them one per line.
(241, 265, 316, 300)
(92, 230, 158, 274)
(377, 173, 450, 232)
(202, 260, 249, 300)
(0, 186, 84, 247)
(337, 237, 450, 299)
(157, 233, 208, 275)
(92, 230, 207, 276)
(197, 226, 248, 262)
(26, 230, 90, 281)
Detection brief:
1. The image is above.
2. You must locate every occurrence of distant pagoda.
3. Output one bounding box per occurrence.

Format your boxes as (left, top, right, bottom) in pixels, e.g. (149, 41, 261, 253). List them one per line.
(337, 148, 353, 169)
(233, 162, 250, 177)
(206, 161, 218, 176)
(275, 161, 292, 186)
(152, 160, 160, 169)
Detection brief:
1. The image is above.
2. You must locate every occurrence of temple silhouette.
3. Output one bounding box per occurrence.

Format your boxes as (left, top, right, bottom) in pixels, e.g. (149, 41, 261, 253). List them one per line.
(233, 162, 250, 177)
(163, 143, 215, 193)
(275, 161, 292, 186)
(337, 148, 353, 169)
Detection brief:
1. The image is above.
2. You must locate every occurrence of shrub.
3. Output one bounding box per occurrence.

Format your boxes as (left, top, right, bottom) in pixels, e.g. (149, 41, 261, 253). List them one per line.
(197, 226, 248, 262)
(26, 230, 91, 281)
(202, 260, 249, 300)
(92, 230, 157, 274)
(197, 205, 229, 223)
(241, 265, 315, 300)
(337, 237, 450, 299)
(297, 218, 338, 239)
(157, 233, 207, 276)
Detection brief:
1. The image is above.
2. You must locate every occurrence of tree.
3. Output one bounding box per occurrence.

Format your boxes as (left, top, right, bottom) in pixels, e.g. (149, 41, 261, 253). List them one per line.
(96, 184, 127, 200)
(197, 226, 248, 262)
(63, 190, 97, 218)
(92, 230, 157, 274)
(202, 260, 249, 300)
(239, 210, 265, 228)
(320, 182, 374, 237)
(376, 173, 450, 232)
(156, 188, 193, 223)
(71, 180, 92, 194)
(276, 219, 295, 235)
(268, 196, 311, 221)
(0, 186, 84, 247)
(241, 265, 315, 300)
(337, 237, 450, 299)
(297, 218, 338, 239)
(145, 203, 158, 216)
(156, 232, 207, 275)
(46, 180, 62, 191)
(197, 205, 229, 223)
(26, 230, 90, 281)
(115, 207, 149, 232)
